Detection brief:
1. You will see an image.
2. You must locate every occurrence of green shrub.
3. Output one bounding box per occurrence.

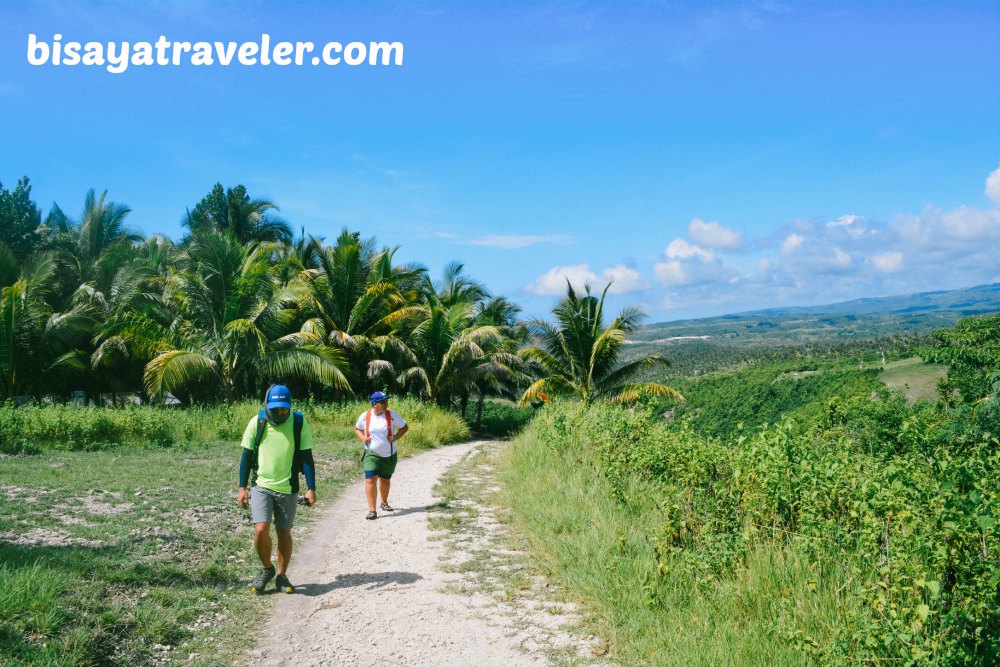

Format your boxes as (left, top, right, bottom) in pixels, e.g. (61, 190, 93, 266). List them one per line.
(503, 398, 1000, 665)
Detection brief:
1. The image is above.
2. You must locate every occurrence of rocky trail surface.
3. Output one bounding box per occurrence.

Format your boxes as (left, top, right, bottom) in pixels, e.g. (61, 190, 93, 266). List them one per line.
(249, 441, 607, 667)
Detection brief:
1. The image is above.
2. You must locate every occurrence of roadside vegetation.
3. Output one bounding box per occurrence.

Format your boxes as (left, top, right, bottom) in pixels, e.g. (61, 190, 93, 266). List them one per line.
(500, 314, 1000, 666)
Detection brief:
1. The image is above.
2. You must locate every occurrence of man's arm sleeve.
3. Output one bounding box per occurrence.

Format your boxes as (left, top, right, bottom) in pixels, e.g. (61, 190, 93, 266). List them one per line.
(301, 449, 316, 491)
(239, 448, 253, 488)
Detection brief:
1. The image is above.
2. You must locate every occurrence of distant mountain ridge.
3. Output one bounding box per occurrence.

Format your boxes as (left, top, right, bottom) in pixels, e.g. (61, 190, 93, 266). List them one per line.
(724, 282, 1000, 318)
(637, 283, 1000, 345)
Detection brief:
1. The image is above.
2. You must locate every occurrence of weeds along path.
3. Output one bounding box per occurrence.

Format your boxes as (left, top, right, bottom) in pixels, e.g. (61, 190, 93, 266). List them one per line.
(249, 441, 598, 667)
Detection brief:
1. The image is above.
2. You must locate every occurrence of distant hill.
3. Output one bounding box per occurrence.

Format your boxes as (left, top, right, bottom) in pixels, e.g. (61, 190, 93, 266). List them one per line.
(636, 283, 1000, 345)
(628, 284, 1000, 374)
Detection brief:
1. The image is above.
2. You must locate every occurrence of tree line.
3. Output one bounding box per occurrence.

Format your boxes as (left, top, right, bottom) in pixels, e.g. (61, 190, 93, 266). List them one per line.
(0, 177, 676, 416)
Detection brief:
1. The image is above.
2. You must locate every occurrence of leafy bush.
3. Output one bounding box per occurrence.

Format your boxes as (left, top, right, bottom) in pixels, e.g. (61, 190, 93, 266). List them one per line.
(505, 397, 1000, 665)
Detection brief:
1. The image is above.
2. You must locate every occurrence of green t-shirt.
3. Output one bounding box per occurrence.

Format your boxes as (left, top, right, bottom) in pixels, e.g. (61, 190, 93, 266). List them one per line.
(241, 413, 314, 494)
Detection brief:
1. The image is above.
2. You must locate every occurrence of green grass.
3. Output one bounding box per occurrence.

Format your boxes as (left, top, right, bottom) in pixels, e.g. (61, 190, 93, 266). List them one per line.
(0, 401, 469, 666)
(879, 356, 948, 402)
(498, 423, 863, 667)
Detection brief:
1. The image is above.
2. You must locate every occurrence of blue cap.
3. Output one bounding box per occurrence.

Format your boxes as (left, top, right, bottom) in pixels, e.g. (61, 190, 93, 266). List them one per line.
(369, 391, 390, 404)
(265, 385, 292, 409)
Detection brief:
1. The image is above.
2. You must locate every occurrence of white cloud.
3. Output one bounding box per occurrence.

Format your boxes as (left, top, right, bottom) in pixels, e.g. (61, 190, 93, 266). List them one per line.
(525, 264, 597, 295)
(524, 166, 1000, 321)
(832, 247, 852, 268)
(602, 264, 649, 293)
(688, 218, 745, 250)
(665, 238, 715, 261)
(940, 205, 1000, 240)
(986, 164, 1000, 207)
(781, 233, 805, 254)
(653, 260, 688, 287)
(525, 263, 647, 295)
(872, 251, 903, 273)
(826, 214, 869, 240)
(654, 250, 732, 287)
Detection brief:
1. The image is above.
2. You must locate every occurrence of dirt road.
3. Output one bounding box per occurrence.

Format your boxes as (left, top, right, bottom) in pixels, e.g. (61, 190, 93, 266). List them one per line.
(248, 441, 597, 667)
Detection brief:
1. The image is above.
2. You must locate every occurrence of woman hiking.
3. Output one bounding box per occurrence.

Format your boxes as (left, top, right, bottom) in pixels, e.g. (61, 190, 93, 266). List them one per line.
(354, 391, 408, 520)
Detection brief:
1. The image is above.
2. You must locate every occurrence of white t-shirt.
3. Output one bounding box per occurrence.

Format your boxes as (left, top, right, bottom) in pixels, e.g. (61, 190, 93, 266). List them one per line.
(355, 409, 407, 457)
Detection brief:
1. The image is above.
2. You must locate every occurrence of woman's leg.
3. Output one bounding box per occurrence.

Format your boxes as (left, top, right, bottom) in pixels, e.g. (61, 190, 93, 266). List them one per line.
(365, 476, 378, 511)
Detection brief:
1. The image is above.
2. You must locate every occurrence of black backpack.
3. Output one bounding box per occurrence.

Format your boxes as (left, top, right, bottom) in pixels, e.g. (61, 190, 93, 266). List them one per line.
(250, 409, 305, 493)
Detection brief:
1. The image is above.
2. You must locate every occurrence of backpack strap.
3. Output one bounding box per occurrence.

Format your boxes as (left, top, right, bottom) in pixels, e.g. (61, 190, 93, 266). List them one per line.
(293, 411, 303, 449)
(290, 411, 304, 494)
(251, 409, 267, 487)
(386, 410, 393, 453)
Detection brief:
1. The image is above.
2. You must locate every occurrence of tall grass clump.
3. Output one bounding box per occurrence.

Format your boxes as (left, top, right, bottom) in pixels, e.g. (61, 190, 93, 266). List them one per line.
(501, 397, 999, 665)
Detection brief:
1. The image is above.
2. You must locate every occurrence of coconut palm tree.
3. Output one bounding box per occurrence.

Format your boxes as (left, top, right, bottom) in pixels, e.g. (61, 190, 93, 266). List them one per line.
(0, 253, 95, 400)
(300, 229, 425, 396)
(89, 238, 177, 402)
(436, 323, 526, 421)
(41, 189, 143, 311)
(182, 183, 292, 244)
(519, 283, 683, 405)
(142, 231, 350, 403)
(387, 265, 525, 409)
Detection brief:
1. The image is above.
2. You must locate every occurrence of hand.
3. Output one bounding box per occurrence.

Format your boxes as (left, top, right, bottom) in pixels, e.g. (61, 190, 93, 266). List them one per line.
(365, 437, 371, 446)
(305, 489, 316, 508)
(237, 487, 249, 508)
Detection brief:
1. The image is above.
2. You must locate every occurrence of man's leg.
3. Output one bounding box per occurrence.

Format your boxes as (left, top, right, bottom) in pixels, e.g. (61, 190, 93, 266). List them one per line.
(365, 476, 378, 511)
(378, 477, 391, 504)
(275, 528, 292, 575)
(253, 522, 273, 567)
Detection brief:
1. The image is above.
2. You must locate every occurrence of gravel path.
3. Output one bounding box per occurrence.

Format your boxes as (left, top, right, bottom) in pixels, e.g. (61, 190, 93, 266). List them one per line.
(249, 441, 562, 667)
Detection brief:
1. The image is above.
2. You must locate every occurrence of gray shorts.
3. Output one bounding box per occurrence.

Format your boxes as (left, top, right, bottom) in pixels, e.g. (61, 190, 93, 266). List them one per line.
(250, 486, 297, 530)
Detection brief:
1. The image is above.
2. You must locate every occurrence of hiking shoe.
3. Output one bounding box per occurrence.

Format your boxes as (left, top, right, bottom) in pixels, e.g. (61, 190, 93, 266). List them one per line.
(275, 573, 295, 594)
(366, 510, 377, 520)
(380, 501, 395, 512)
(250, 565, 275, 594)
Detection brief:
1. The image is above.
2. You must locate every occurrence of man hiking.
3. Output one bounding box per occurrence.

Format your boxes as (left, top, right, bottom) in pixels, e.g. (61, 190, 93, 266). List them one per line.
(237, 384, 317, 594)
(354, 391, 408, 520)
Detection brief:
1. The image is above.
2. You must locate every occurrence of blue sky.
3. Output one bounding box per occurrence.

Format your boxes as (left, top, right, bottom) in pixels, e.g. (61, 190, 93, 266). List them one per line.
(1, 1, 999, 321)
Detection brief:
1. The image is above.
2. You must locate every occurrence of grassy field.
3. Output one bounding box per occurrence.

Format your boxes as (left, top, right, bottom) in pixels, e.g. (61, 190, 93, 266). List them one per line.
(0, 400, 468, 666)
(878, 357, 948, 402)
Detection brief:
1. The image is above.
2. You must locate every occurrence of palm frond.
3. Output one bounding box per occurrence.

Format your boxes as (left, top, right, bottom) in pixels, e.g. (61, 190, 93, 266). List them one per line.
(144, 349, 219, 398)
(257, 346, 352, 391)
